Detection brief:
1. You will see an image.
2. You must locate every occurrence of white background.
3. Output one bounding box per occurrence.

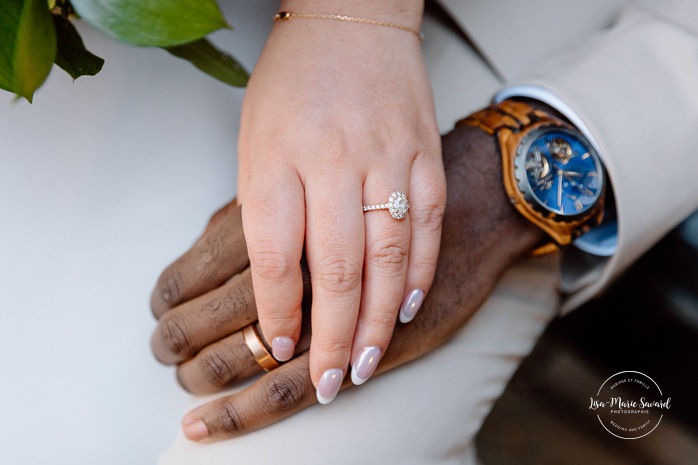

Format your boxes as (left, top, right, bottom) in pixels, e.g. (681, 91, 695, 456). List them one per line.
(0, 2, 275, 463)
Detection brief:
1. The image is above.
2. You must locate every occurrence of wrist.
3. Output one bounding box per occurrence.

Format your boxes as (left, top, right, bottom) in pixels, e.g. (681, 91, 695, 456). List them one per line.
(279, 0, 425, 30)
(442, 124, 545, 262)
(457, 99, 606, 256)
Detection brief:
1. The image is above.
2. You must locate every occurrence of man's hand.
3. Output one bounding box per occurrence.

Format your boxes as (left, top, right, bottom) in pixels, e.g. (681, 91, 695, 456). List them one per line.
(151, 120, 544, 442)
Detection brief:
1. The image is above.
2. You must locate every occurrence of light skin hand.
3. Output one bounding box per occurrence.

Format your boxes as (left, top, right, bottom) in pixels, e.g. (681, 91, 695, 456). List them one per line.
(151, 120, 545, 442)
(236, 0, 445, 401)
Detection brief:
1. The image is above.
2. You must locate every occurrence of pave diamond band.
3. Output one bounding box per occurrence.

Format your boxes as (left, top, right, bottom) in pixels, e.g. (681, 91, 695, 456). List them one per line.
(363, 191, 410, 220)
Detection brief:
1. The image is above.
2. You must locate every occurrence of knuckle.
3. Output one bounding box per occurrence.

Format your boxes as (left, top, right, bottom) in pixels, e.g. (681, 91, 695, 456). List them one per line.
(199, 350, 240, 388)
(313, 136, 351, 167)
(263, 369, 311, 412)
(218, 400, 245, 435)
(194, 241, 221, 280)
(261, 311, 300, 331)
(249, 245, 297, 283)
(207, 201, 237, 228)
(366, 239, 408, 272)
(314, 336, 353, 355)
(314, 256, 362, 296)
(412, 199, 446, 232)
(157, 314, 193, 359)
(411, 167, 447, 232)
(362, 310, 397, 332)
(410, 254, 438, 276)
(414, 118, 441, 141)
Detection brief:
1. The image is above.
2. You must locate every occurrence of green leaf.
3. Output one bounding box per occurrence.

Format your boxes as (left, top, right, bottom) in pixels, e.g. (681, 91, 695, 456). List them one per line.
(53, 15, 104, 79)
(0, 0, 57, 102)
(69, 0, 229, 47)
(166, 39, 248, 88)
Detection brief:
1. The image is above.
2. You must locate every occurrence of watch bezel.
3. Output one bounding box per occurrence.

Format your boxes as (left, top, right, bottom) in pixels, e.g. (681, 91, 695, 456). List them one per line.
(514, 125, 604, 223)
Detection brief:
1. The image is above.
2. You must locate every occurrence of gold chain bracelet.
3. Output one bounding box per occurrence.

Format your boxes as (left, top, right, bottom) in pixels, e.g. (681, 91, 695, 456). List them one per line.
(274, 11, 424, 42)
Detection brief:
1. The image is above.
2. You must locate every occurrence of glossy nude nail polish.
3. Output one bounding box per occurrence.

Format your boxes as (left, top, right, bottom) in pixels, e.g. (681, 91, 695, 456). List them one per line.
(351, 346, 382, 385)
(316, 368, 343, 405)
(399, 288, 425, 323)
(271, 336, 295, 362)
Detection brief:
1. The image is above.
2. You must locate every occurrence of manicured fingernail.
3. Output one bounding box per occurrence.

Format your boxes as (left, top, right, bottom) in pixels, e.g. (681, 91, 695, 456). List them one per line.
(316, 368, 343, 405)
(351, 346, 382, 385)
(182, 419, 209, 441)
(399, 288, 425, 323)
(272, 337, 295, 362)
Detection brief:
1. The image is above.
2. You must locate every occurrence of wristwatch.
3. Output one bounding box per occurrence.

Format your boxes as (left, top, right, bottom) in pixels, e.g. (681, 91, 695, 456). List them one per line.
(458, 100, 605, 256)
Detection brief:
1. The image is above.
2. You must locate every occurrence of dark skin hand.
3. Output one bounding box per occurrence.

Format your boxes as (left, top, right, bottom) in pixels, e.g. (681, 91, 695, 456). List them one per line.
(151, 102, 548, 442)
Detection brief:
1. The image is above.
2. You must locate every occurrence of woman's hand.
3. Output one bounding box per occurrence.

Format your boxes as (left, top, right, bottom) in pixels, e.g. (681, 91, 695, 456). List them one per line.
(150, 122, 545, 441)
(236, 0, 445, 401)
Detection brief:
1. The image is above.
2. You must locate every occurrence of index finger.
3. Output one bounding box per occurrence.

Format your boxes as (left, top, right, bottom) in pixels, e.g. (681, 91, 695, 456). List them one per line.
(151, 201, 249, 319)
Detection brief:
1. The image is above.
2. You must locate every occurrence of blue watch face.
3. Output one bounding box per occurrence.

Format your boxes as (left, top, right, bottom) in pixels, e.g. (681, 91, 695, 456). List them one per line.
(520, 127, 603, 217)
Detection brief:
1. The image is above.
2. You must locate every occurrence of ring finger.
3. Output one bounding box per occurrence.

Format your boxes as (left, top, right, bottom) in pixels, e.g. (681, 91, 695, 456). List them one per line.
(151, 269, 257, 365)
(177, 298, 313, 394)
(350, 173, 411, 385)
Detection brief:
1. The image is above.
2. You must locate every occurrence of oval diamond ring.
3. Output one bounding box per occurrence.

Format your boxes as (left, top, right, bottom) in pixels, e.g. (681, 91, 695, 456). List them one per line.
(363, 191, 410, 220)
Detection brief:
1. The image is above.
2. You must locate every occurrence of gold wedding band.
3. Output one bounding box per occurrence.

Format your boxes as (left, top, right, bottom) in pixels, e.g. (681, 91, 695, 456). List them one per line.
(243, 324, 280, 372)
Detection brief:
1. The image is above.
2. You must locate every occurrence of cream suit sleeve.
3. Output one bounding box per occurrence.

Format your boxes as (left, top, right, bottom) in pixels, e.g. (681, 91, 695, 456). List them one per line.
(441, 0, 698, 311)
(509, 0, 698, 310)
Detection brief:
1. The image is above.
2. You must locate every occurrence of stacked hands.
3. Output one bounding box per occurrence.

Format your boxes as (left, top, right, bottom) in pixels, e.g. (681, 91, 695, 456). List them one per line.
(150, 0, 542, 443)
(150, 122, 544, 442)
(234, 0, 446, 405)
